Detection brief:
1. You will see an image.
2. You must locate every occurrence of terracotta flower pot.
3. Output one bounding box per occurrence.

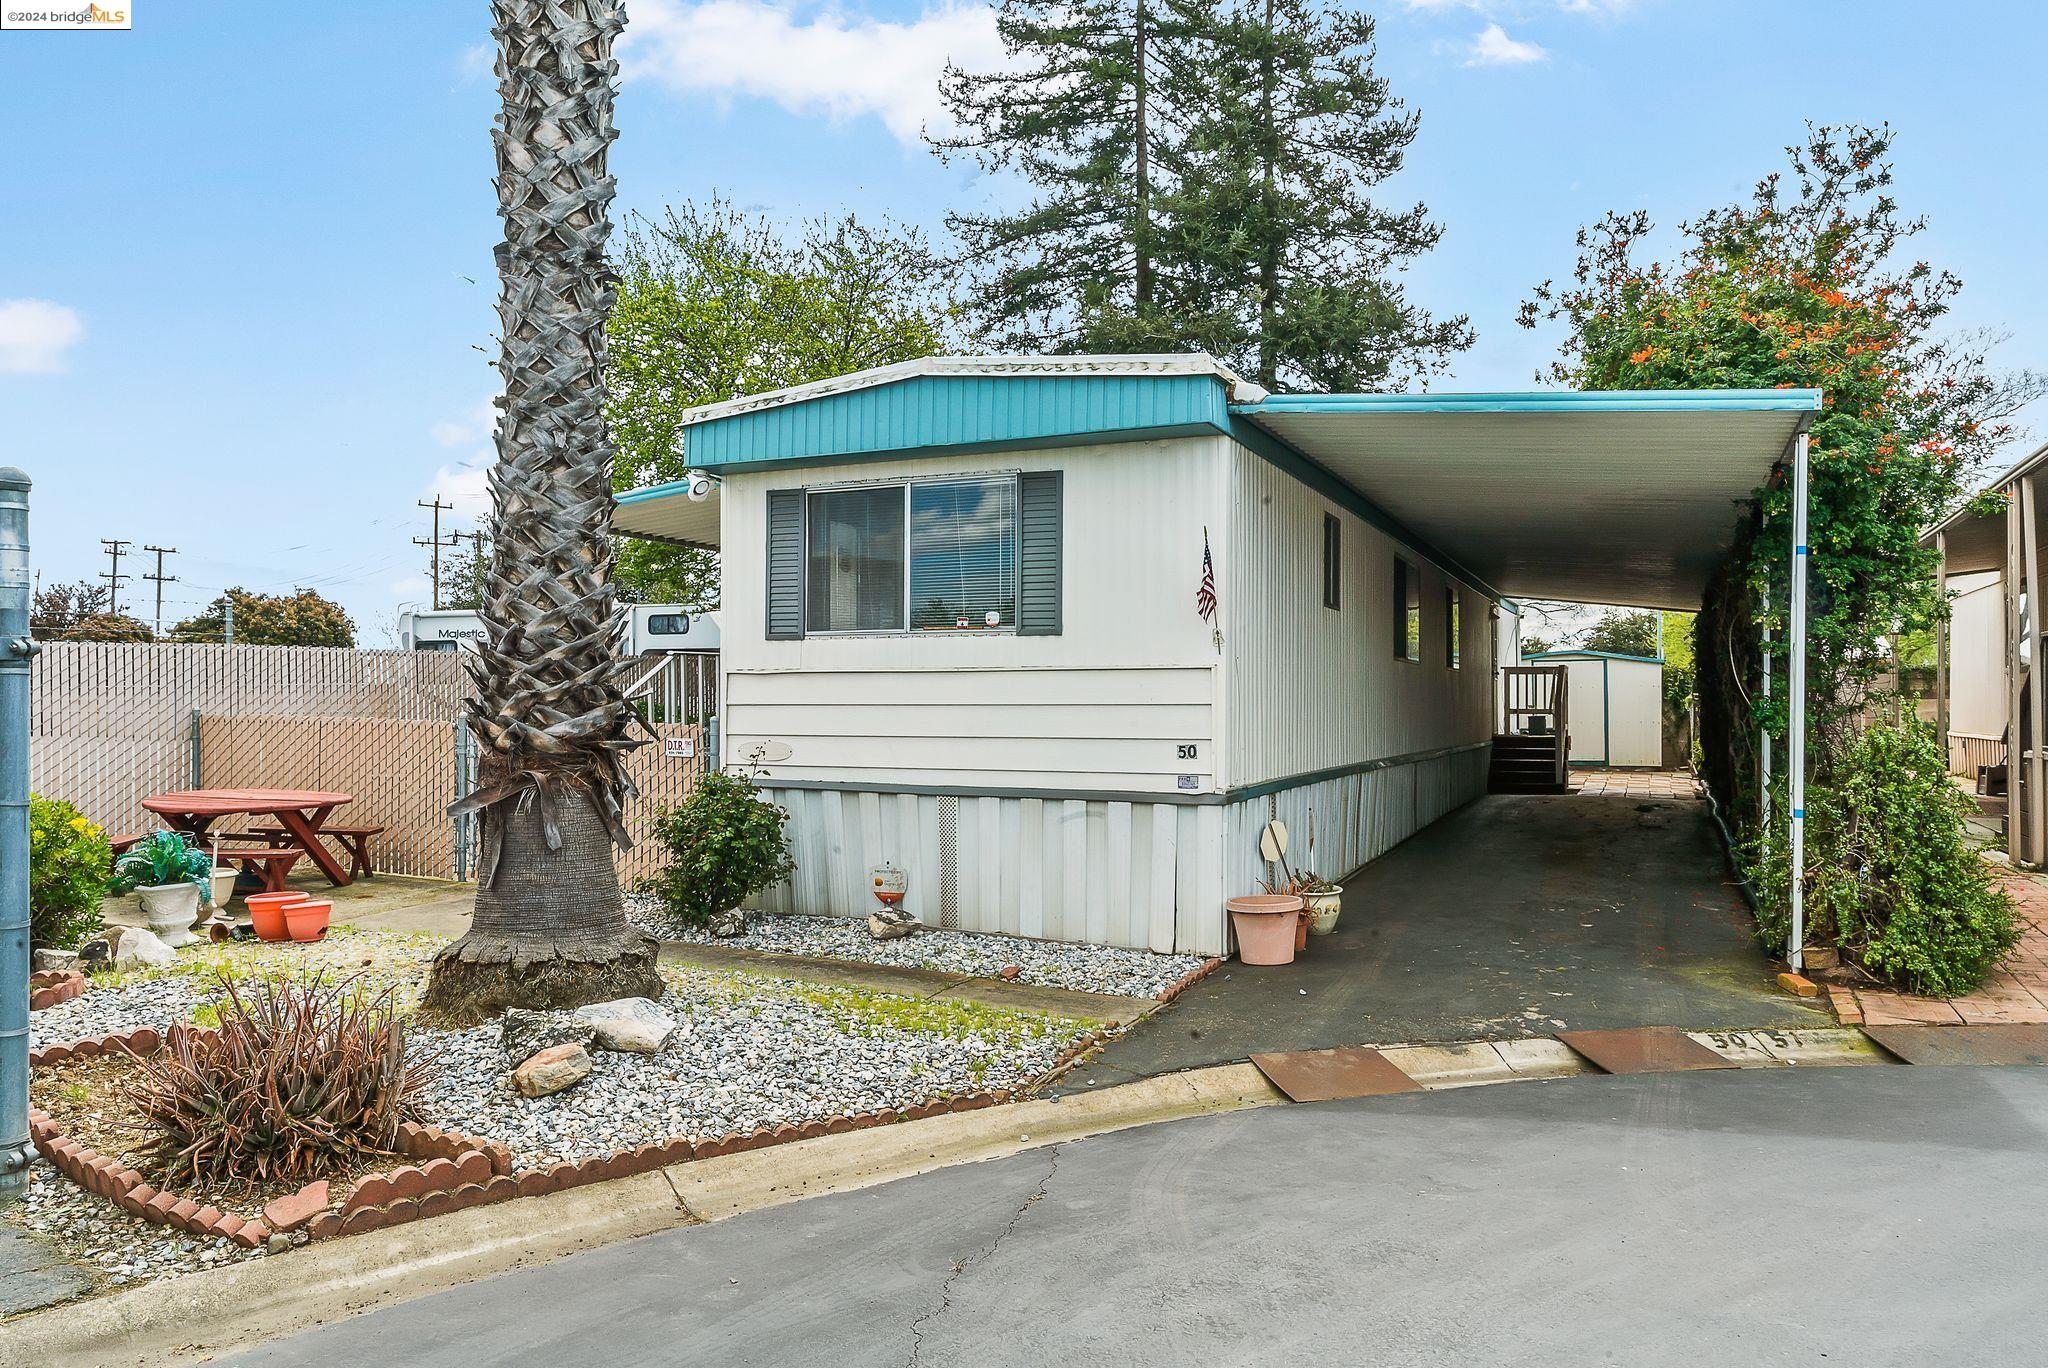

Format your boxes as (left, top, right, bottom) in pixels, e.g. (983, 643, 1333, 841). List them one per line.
(284, 899, 332, 942)
(1226, 894, 1303, 966)
(247, 891, 308, 942)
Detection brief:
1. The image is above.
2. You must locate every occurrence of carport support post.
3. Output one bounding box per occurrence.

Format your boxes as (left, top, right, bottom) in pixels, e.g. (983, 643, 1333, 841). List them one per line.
(1787, 432, 1810, 972)
(1760, 625, 1771, 834)
(0, 469, 32, 1202)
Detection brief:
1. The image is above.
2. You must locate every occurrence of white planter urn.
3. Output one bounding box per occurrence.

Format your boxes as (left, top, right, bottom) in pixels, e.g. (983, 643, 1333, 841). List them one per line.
(135, 882, 202, 949)
(1304, 887, 1343, 936)
(209, 867, 238, 913)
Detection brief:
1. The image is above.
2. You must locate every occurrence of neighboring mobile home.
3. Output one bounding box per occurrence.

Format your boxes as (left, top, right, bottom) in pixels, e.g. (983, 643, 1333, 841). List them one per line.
(613, 355, 1821, 955)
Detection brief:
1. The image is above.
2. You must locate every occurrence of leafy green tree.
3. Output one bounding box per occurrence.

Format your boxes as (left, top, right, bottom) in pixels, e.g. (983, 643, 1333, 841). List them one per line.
(440, 523, 491, 612)
(30, 579, 110, 640)
(1578, 609, 1660, 658)
(29, 794, 111, 948)
(1168, 0, 1472, 390)
(605, 199, 956, 605)
(172, 587, 355, 647)
(62, 612, 154, 643)
(1522, 124, 2041, 988)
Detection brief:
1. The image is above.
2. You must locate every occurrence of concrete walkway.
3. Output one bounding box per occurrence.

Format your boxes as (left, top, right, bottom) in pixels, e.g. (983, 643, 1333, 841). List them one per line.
(221, 1066, 2048, 1367)
(1082, 791, 1823, 1087)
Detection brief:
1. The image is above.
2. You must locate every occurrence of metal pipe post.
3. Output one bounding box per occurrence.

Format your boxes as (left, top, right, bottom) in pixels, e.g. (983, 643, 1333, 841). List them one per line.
(1787, 433, 1811, 972)
(1761, 623, 1772, 834)
(0, 468, 34, 1200)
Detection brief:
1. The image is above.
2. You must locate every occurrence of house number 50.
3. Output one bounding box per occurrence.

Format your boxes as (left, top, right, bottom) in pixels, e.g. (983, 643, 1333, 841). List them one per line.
(1177, 744, 1199, 760)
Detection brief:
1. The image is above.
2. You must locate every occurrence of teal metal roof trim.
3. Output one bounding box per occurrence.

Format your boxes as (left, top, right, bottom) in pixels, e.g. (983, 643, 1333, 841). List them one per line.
(1233, 388, 1824, 416)
(684, 372, 1233, 473)
(1524, 649, 1664, 664)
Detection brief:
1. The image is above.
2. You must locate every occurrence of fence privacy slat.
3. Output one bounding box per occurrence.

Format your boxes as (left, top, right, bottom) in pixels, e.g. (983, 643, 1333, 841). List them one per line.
(31, 641, 708, 885)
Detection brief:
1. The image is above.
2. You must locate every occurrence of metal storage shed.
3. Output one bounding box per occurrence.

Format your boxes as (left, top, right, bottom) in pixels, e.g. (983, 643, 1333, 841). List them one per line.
(1520, 649, 1665, 768)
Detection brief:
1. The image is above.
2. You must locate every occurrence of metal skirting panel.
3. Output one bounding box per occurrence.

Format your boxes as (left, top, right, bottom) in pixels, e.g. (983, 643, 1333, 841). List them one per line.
(1224, 746, 1490, 918)
(748, 786, 1228, 956)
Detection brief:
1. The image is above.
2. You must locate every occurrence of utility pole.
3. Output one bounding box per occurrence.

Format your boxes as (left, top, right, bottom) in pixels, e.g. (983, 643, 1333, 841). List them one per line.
(413, 498, 457, 611)
(142, 544, 177, 637)
(99, 538, 131, 617)
(222, 595, 234, 648)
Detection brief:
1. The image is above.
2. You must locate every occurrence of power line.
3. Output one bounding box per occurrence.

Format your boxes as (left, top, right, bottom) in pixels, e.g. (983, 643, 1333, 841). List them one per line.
(413, 497, 458, 611)
(142, 544, 178, 636)
(99, 539, 131, 617)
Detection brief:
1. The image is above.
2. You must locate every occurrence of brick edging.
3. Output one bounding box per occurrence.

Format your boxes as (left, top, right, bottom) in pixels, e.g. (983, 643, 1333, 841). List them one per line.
(1156, 957, 1225, 1003)
(32, 1028, 1039, 1247)
(29, 970, 86, 1012)
(28, 1026, 272, 1251)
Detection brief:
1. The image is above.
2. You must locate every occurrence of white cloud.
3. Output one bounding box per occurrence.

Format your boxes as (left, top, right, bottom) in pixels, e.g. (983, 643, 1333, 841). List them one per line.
(457, 41, 494, 84)
(431, 397, 497, 448)
(427, 459, 494, 520)
(619, 0, 1006, 145)
(0, 299, 84, 374)
(1467, 23, 1548, 65)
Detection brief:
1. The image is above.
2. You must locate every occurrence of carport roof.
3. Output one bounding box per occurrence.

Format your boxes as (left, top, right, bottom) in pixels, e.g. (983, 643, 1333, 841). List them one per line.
(610, 355, 1820, 610)
(1234, 390, 1818, 610)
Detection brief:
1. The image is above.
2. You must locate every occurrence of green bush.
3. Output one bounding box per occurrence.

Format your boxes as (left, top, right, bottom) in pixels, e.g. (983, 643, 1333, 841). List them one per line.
(1752, 717, 2017, 996)
(642, 769, 796, 928)
(29, 795, 112, 948)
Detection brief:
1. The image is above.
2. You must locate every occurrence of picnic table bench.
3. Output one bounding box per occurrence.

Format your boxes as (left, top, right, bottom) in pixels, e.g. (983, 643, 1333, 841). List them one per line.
(141, 788, 361, 892)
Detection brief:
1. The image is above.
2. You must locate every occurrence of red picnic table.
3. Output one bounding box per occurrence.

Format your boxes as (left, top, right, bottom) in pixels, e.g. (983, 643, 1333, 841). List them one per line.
(141, 788, 358, 891)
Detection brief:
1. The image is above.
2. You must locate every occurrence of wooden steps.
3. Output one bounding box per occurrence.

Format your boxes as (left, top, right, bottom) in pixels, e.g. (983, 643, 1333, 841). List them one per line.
(1490, 734, 1569, 794)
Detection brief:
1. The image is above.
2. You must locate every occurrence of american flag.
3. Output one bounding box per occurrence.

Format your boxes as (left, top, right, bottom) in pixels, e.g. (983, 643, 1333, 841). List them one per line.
(1196, 529, 1217, 623)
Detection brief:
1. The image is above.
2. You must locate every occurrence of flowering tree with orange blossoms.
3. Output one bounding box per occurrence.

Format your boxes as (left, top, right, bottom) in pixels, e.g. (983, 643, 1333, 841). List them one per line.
(1522, 125, 2042, 991)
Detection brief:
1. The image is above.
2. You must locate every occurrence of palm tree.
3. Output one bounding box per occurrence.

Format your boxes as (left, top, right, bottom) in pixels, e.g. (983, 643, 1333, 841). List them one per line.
(423, 0, 660, 1022)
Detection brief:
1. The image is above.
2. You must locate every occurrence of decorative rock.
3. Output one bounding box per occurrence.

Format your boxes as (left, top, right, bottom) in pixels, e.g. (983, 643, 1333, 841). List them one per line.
(867, 908, 921, 940)
(998, 964, 1022, 981)
(708, 908, 747, 938)
(75, 937, 112, 971)
(572, 998, 676, 1054)
(512, 1043, 593, 1097)
(32, 948, 79, 973)
(111, 927, 177, 970)
(499, 1009, 597, 1067)
(262, 1180, 330, 1232)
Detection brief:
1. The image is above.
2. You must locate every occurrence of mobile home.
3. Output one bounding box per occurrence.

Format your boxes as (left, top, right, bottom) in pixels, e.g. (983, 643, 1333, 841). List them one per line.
(612, 355, 1821, 954)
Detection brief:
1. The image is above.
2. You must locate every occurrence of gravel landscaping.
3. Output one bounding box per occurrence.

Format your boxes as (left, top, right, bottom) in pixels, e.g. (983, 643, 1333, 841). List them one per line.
(12, 926, 1107, 1302)
(412, 964, 1093, 1167)
(636, 902, 1209, 998)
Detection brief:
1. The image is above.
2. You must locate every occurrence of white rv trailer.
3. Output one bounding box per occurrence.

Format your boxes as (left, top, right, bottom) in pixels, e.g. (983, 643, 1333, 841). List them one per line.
(398, 605, 720, 655)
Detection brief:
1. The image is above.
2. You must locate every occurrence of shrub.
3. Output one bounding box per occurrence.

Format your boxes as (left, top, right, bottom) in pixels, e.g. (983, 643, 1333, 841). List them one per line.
(126, 976, 431, 1188)
(29, 795, 111, 948)
(643, 768, 796, 928)
(1751, 716, 2018, 997)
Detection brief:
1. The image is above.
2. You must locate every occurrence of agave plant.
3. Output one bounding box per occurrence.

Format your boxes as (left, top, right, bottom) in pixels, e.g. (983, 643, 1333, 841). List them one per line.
(421, 0, 659, 1021)
(110, 830, 211, 897)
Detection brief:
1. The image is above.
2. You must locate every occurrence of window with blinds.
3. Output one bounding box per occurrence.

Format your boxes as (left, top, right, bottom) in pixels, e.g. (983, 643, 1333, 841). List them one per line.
(805, 485, 905, 633)
(910, 478, 1018, 630)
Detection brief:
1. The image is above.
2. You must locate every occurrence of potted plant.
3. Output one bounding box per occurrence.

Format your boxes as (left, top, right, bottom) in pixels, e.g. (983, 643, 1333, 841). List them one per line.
(1297, 872, 1343, 936)
(109, 831, 212, 949)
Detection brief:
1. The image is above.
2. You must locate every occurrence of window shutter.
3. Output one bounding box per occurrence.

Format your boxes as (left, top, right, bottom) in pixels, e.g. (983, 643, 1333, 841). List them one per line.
(765, 488, 804, 640)
(1017, 470, 1063, 636)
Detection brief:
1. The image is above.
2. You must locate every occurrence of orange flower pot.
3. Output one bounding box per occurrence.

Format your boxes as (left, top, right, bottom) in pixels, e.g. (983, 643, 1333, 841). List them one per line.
(1226, 894, 1303, 966)
(284, 899, 332, 942)
(246, 891, 309, 942)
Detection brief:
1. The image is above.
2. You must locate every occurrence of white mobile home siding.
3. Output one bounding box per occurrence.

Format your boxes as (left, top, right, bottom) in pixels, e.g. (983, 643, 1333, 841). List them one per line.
(720, 438, 1228, 795)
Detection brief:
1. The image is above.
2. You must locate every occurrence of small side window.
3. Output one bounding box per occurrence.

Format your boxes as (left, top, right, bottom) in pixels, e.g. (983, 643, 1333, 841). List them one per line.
(1322, 514, 1341, 610)
(1394, 557, 1420, 662)
(1446, 588, 1461, 669)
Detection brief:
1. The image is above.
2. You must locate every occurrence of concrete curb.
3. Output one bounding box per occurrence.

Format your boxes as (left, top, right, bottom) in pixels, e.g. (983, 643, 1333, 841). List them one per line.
(3, 1064, 1289, 1366)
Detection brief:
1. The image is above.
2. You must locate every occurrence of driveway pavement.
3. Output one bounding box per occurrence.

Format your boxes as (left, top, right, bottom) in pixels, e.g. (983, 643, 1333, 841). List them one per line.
(227, 1066, 2048, 1367)
(1083, 791, 1823, 1086)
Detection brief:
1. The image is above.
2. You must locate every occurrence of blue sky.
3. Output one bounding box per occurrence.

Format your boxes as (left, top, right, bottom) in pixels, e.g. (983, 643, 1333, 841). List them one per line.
(2, 0, 2043, 640)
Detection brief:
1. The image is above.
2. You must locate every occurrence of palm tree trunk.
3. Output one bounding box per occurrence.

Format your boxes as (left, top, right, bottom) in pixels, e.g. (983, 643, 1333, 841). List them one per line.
(422, 0, 659, 1023)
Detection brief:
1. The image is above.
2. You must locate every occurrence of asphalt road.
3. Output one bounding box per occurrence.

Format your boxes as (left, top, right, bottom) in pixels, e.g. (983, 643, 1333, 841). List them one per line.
(229, 1066, 2048, 1367)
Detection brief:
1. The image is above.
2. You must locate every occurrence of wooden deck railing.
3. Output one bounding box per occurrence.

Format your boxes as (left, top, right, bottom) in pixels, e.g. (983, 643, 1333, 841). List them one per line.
(1500, 664, 1570, 790)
